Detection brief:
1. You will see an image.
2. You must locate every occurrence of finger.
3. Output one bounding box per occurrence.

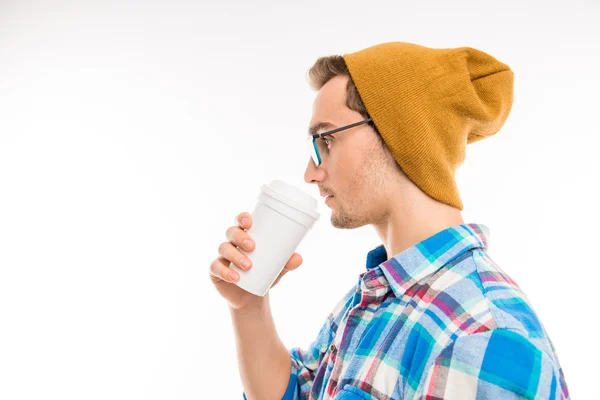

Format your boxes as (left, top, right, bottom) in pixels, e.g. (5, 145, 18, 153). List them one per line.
(235, 212, 253, 230)
(218, 241, 253, 270)
(209, 257, 241, 283)
(225, 226, 255, 252)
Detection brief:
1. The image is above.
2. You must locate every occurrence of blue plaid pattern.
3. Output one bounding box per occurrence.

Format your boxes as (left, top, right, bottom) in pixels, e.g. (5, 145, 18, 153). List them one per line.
(242, 223, 569, 399)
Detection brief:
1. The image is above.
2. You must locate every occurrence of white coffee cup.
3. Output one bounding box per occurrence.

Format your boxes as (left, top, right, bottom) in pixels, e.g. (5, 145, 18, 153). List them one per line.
(230, 180, 320, 296)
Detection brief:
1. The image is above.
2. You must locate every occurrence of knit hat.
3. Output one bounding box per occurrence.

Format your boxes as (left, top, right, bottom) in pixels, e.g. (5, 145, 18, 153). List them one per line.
(343, 42, 514, 210)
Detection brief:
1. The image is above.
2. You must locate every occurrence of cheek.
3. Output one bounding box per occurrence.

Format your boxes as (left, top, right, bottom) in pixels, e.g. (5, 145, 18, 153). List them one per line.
(341, 145, 366, 173)
(332, 146, 366, 186)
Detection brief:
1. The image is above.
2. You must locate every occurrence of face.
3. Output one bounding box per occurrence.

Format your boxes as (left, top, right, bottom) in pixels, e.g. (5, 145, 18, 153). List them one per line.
(304, 75, 399, 229)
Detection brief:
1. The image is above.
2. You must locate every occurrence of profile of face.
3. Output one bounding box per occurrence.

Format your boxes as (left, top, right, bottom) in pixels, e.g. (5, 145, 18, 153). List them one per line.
(304, 75, 404, 229)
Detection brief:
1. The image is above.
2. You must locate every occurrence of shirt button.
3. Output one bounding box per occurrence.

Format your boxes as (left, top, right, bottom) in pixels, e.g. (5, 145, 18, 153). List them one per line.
(329, 343, 337, 353)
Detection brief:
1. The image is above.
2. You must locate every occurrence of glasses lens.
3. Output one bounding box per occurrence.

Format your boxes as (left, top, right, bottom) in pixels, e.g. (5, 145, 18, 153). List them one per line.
(307, 136, 321, 166)
(314, 138, 328, 161)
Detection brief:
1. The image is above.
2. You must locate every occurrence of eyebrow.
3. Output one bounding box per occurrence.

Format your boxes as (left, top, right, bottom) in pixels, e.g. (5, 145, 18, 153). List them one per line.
(308, 121, 337, 136)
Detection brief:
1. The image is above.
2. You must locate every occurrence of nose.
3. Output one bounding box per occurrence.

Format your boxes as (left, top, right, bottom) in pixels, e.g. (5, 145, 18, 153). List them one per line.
(304, 158, 325, 185)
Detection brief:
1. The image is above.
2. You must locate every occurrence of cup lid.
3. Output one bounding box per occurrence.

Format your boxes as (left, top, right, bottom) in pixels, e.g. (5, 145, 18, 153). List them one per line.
(261, 180, 320, 220)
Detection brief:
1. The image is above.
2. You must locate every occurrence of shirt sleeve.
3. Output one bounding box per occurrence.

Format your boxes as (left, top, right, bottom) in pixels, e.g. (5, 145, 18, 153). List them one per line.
(286, 311, 339, 399)
(242, 285, 357, 400)
(414, 328, 569, 399)
(240, 316, 334, 400)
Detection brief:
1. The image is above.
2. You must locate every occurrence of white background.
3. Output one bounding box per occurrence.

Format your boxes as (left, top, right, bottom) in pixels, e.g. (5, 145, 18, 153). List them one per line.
(1, 1, 598, 399)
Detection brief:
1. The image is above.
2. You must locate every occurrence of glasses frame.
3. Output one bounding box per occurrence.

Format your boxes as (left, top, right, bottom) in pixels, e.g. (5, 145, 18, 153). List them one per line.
(307, 118, 373, 167)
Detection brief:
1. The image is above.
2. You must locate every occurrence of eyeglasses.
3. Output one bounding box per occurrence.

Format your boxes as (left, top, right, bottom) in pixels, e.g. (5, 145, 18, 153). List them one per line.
(306, 118, 372, 167)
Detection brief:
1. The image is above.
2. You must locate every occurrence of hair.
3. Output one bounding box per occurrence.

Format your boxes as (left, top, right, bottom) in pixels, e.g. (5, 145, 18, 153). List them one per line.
(307, 55, 386, 147)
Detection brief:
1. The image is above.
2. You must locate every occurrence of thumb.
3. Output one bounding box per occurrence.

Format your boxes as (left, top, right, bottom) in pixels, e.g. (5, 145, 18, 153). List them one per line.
(284, 252, 303, 272)
(271, 252, 303, 288)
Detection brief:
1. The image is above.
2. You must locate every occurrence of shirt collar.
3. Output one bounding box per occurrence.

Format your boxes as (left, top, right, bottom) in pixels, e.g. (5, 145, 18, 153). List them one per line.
(361, 223, 490, 299)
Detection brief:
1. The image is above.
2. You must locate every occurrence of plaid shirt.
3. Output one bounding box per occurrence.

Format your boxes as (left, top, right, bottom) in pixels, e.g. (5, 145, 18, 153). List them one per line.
(243, 223, 570, 399)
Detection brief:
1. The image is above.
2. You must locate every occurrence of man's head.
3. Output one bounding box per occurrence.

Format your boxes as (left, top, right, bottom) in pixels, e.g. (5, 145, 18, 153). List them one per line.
(304, 56, 415, 229)
(303, 42, 514, 230)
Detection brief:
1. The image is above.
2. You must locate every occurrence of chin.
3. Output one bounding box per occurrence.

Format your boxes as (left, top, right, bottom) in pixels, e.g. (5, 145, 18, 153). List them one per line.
(330, 211, 367, 230)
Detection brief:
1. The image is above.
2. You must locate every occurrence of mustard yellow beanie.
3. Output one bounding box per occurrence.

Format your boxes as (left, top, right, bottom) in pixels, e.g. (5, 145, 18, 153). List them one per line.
(343, 42, 514, 210)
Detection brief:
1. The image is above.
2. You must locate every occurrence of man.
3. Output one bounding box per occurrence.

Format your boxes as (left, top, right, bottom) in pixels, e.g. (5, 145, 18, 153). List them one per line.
(209, 42, 570, 399)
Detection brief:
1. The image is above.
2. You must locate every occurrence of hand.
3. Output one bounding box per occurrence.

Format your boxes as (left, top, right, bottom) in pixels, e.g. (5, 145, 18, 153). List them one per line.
(209, 212, 304, 310)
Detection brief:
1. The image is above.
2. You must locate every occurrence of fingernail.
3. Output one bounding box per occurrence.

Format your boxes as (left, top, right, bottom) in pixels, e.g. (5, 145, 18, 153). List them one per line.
(241, 217, 249, 226)
(242, 259, 251, 268)
(229, 271, 239, 281)
(243, 240, 253, 250)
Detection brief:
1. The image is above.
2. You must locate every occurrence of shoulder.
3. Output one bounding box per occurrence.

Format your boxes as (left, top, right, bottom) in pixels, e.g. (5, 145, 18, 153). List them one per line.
(468, 249, 557, 353)
(418, 248, 560, 358)
(417, 328, 569, 399)
(437, 248, 548, 337)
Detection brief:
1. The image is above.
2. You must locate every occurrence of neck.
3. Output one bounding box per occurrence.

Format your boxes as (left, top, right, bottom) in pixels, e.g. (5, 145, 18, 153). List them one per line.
(373, 191, 465, 259)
